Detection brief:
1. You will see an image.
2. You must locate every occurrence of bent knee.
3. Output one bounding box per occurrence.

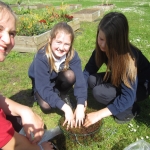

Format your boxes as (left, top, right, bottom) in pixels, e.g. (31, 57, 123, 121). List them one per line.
(35, 92, 51, 114)
(88, 75, 97, 89)
(39, 104, 51, 114)
(92, 86, 116, 105)
(93, 87, 105, 101)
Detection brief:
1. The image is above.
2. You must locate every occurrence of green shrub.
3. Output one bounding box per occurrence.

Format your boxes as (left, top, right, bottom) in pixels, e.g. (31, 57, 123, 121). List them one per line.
(16, 4, 73, 36)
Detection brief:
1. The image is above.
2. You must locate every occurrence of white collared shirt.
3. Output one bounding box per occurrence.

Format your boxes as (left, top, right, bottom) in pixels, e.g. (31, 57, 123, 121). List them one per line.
(52, 54, 66, 71)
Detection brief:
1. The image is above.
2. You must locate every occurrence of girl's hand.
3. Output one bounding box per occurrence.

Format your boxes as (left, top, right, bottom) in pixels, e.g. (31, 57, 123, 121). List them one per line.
(61, 104, 75, 129)
(83, 108, 112, 127)
(74, 104, 85, 128)
(83, 111, 101, 127)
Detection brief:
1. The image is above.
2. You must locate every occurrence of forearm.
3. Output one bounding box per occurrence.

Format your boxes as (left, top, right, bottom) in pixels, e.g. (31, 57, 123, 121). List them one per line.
(97, 107, 112, 119)
(2, 132, 40, 150)
(0, 94, 32, 116)
(84, 107, 112, 127)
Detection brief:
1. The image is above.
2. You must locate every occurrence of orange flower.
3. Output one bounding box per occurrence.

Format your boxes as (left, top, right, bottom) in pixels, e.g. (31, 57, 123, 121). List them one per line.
(39, 19, 46, 23)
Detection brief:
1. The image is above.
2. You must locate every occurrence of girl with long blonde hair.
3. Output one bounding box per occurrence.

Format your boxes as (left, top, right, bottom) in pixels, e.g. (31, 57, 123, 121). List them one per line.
(29, 22, 87, 128)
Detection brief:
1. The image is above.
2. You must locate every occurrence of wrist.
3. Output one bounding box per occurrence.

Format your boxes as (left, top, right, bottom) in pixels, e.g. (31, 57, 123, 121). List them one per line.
(61, 103, 70, 112)
(77, 104, 84, 108)
(38, 144, 44, 150)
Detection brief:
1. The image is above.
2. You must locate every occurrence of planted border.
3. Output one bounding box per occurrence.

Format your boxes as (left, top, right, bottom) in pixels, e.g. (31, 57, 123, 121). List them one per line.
(13, 18, 80, 53)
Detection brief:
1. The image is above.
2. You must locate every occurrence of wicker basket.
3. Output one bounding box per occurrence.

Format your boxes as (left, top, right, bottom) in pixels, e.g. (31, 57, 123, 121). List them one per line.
(59, 116, 103, 146)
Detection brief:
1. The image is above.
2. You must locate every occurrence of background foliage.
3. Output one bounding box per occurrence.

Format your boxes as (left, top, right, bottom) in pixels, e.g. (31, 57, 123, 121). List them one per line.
(14, 4, 73, 36)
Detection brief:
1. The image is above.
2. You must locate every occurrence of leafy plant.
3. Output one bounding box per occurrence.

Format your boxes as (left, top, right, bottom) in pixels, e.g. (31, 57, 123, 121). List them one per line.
(17, 0, 22, 5)
(16, 5, 73, 36)
(14, 7, 31, 15)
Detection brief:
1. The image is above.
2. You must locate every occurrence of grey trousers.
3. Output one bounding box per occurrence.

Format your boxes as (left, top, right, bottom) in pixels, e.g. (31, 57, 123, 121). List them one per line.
(88, 72, 149, 120)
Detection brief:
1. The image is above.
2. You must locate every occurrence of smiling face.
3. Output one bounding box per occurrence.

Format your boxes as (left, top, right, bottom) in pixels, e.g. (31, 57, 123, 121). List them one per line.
(0, 10, 16, 62)
(50, 31, 71, 59)
(97, 30, 108, 52)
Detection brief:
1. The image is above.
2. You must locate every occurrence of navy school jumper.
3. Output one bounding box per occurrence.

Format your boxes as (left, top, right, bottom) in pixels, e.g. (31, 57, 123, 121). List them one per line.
(28, 47, 87, 110)
(83, 45, 150, 116)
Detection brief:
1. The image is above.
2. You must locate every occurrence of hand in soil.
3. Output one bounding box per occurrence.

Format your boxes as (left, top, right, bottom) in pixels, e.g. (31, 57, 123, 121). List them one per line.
(74, 104, 85, 128)
(59, 115, 102, 135)
(83, 111, 101, 127)
(61, 104, 75, 129)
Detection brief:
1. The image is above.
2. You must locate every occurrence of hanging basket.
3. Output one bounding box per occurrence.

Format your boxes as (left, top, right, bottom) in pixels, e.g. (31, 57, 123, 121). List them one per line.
(59, 110, 103, 146)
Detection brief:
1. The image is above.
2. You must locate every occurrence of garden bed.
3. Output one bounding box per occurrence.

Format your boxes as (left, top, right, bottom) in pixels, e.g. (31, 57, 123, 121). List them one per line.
(71, 8, 101, 22)
(55, 4, 82, 11)
(87, 4, 115, 16)
(10, 4, 52, 9)
(92, 4, 115, 11)
(13, 18, 80, 53)
(68, 4, 82, 10)
(91, 4, 115, 11)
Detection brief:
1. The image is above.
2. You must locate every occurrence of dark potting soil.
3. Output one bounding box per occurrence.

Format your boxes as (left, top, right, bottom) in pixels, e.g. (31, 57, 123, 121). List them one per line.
(59, 116, 102, 135)
(59, 107, 103, 135)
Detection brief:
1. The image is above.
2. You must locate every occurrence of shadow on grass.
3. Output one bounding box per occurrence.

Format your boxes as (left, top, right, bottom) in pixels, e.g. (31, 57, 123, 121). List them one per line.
(50, 134, 67, 150)
(9, 89, 34, 107)
(111, 139, 131, 150)
(9, 87, 104, 115)
(134, 97, 150, 127)
(9, 89, 63, 116)
(50, 129, 104, 150)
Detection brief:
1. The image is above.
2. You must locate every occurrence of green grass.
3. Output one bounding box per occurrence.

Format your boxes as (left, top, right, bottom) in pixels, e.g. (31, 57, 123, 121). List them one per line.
(1, 0, 150, 149)
(5, 0, 106, 9)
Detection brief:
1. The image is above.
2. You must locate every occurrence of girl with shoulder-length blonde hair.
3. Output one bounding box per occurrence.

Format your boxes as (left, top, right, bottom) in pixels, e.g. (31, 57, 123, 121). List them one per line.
(29, 22, 87, 128)
(46, 22, 75, 73)
(83, 12, 150, 127)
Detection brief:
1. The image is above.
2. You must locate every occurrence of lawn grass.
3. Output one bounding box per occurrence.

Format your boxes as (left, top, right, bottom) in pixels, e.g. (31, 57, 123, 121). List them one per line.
(0, 0, 150, 149)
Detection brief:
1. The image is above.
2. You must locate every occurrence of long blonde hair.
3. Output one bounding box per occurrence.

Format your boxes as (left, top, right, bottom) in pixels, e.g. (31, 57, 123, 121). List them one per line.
(45, 22, 75, 72)
(95, 12, 137, 88)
